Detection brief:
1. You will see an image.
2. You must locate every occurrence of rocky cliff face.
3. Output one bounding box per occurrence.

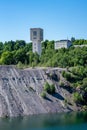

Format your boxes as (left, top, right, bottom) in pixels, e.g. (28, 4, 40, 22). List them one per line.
(0, 66, 77, 117)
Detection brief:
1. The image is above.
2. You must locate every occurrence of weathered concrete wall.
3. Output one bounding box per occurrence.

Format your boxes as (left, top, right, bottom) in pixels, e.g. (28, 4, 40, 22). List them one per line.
(0, 66, 77, 117)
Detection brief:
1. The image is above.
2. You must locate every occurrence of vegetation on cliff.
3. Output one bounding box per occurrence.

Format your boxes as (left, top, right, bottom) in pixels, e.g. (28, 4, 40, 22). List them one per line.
(0, 39, 87, 108)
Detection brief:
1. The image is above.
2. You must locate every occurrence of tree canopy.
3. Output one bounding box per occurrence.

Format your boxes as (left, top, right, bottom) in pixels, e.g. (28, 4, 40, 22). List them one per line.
(0, 39, 87, 68)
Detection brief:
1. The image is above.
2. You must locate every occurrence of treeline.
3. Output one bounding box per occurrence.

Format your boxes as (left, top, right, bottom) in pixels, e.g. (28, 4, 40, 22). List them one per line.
(0, 40, 32, 65)
(0, 39, 87, 67)
(72, 38, 87, 45)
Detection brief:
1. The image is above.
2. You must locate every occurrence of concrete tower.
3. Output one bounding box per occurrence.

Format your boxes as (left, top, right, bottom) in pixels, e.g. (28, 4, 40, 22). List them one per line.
(30, 28, 43, 55)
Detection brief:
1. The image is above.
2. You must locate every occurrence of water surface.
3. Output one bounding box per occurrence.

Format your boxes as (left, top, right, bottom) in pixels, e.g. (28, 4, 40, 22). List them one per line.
(0, 112, 87, 130)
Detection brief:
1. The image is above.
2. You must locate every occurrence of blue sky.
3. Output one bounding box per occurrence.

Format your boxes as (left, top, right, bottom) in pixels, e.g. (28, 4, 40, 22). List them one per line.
(0, 0, 87, 42)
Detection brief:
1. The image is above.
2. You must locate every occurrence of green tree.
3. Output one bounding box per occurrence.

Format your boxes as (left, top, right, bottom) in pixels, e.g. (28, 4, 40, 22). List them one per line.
(14, 48, 27, 64)
(3, 41, 15, 51)
(14, 40, 26, 50)
(0, 42, 3, 51)
(0, 51, 14, 64)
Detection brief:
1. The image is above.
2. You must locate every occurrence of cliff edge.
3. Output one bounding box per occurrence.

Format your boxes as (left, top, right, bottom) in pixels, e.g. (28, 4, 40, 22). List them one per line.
(0, 66, 77, 117)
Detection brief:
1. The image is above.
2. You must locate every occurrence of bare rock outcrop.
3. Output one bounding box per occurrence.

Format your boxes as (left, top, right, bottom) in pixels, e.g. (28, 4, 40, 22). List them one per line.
(0, 66, 77, 117)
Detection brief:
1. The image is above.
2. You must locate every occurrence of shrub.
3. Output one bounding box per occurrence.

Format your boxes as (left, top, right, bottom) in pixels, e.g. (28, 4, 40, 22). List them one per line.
(64, 73, 71, 81)
(40, 91, 46, 98)
(73, 92, 84, 104)
(44, 82, 51, 93)
(59, 81, 65, 87)
(62, 71, 75, 82)
(44, 82, 55, 94)
(62, 71, 65, 77)
(82, 105, 87, 111)
(81, 78, 87, 91)
(50, 84, 55, 94)
(64, 99, 68, 106)
(17, 61, 24, 69)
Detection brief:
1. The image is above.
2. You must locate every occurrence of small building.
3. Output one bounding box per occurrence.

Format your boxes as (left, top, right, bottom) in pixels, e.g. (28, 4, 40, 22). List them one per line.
(54, 40, 72, 50)
(30, 28, 43, 55)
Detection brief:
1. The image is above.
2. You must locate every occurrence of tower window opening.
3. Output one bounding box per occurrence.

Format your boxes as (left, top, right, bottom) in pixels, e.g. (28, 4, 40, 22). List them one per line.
(33, 31, 37, 36)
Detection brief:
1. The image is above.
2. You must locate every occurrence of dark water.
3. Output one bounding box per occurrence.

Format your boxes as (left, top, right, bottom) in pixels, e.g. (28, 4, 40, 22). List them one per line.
(0, 112, 87, 130)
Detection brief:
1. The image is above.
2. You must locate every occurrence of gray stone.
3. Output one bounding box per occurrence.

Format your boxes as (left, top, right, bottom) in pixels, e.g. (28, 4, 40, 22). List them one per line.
(0, 66, 77, 117)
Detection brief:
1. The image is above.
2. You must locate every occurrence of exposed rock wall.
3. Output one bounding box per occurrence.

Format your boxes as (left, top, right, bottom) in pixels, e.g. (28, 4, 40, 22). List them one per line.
(0, 66, 77, 117)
